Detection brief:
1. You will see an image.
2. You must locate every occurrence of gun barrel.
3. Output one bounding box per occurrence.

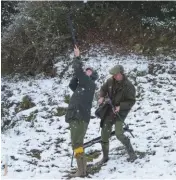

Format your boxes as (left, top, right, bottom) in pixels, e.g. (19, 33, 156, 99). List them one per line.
(83, 131, 115, 149)
(67, 12, 77, 46)
(83, 137, 101, 148)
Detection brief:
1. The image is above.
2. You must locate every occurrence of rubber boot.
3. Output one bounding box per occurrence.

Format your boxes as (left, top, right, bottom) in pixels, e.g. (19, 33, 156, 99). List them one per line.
(96, 142, 109, 166)
(71, 153, 87, 177)
(122, 137, 137, 162)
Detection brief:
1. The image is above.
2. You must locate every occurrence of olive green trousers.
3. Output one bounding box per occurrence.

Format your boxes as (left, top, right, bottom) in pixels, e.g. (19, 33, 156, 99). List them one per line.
(69, 120, 88, 149)
(101, 118, 125, 144)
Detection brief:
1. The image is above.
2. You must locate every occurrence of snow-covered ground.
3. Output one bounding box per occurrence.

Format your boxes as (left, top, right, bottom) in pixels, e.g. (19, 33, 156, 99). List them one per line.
(1, 51, 176, 179)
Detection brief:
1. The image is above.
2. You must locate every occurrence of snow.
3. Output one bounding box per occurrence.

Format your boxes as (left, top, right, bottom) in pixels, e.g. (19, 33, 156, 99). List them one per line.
(142, 16, 176, 29)
(1, 50, 176, 179)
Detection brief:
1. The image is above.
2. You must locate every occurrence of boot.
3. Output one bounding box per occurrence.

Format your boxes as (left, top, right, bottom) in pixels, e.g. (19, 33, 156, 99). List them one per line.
(122, 137, 137, 162)
(71, 153, 87, 177)
(96, 142, 109, 166)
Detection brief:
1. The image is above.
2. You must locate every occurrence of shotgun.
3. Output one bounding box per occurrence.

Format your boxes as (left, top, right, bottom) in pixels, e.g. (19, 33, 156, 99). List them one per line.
(108, 98, 135, 138)
(67, 11, 77, 47)
(71, 131, 115, 167)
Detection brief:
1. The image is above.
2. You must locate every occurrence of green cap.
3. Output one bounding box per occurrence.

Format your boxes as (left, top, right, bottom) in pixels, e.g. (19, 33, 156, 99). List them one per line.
(109, 65, 124, 75)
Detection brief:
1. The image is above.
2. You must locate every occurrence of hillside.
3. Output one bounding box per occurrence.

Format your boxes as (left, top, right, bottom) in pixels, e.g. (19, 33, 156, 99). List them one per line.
(1, 50, 176, 179)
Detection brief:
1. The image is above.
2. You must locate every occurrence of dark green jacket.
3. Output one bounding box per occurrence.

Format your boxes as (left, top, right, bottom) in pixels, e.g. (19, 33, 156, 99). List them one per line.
(65, 57, 97, 123)
(99, 75, 136, 120)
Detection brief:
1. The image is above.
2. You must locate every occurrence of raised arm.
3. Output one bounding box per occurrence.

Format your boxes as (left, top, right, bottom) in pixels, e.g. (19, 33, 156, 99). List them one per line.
(72, 46, 87, 83)
(69, 76, 78, 91)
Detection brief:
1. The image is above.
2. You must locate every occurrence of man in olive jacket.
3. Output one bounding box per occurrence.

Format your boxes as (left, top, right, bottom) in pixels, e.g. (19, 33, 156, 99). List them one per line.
(97, 64, 137, 165)
(65, 46, 98, 177)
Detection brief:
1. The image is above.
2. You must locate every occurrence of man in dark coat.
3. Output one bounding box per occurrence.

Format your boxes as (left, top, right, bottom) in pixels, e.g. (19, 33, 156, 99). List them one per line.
(65, 46, 98, 177)
(97, 64, 137, 165)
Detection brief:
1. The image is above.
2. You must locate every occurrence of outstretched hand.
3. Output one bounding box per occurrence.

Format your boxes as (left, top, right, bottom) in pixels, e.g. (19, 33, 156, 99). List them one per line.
(74, 45, 80, 57)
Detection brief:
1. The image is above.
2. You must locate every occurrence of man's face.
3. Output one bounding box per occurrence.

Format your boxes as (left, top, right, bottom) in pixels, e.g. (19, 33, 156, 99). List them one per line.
(113, 72, 123, 81)
(85, 69, 93, 76)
